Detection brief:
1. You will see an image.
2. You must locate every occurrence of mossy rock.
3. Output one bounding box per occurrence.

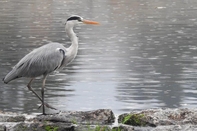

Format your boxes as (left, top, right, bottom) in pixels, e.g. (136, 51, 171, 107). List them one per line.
(44, 125, 59, 131)
(11, 122, 75, 131)
(120, 113, 147, 126)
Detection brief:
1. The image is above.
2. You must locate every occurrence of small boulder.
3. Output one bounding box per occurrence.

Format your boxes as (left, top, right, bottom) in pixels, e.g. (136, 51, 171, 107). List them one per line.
(0, 111, 25, 122)
(118, 108, 197, 127)
(34, 109, 115, 125)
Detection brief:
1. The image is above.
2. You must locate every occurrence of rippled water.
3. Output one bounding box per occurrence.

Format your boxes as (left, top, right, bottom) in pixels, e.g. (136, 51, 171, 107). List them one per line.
(1, 0, 197, 115)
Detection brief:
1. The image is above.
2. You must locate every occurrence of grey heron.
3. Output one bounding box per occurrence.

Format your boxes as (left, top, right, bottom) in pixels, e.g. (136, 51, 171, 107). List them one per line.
(3, 15, 99, 115)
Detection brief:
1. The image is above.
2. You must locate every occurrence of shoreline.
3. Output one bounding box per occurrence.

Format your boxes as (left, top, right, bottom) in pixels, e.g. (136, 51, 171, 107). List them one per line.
(1, 108, 197, 131)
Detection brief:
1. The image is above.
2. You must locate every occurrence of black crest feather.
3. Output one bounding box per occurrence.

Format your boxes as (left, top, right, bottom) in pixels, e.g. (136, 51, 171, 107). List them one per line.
(67, 16, 82, 21)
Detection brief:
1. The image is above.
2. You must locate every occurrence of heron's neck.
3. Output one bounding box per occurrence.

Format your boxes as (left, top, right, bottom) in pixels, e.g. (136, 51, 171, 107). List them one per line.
(65, 25, 78, 50)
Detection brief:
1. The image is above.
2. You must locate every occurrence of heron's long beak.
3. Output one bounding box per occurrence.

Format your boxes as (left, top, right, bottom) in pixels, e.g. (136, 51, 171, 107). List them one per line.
(82, 20, 99, 25)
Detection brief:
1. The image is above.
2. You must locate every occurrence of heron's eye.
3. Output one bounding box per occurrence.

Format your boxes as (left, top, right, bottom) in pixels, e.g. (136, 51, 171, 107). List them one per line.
(78, 18, 82, 22)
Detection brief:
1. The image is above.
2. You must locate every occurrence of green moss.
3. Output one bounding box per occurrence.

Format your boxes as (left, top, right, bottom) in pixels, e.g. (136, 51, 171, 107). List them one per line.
(71, 119, 77, 124)
(122, 113, 146, 126)
(94, 125, 109, 131)
(44, 125, 59, 131)
(112, 127, 121, 131)
(15, 124, 28, 131)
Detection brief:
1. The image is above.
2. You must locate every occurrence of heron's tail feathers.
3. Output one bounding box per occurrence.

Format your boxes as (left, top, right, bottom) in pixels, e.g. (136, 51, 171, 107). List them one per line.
(3, 69, 19, 84)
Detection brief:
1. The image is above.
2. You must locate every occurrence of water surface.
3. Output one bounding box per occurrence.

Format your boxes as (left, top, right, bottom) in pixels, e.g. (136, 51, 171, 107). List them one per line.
(1, 0, 197, 115)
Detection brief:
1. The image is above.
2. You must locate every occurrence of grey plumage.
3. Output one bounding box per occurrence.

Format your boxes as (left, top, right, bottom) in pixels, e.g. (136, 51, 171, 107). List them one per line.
(3, 15, 99, 115)
(3, 43, 67, 83)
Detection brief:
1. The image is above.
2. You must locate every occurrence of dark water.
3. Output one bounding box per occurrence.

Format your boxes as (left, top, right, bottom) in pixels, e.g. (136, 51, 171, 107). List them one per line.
(1, 0, 197, 115)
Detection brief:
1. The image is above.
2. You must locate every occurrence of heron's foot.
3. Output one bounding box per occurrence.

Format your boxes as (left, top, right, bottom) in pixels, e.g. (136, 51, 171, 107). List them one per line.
(38, 102, 57, 110)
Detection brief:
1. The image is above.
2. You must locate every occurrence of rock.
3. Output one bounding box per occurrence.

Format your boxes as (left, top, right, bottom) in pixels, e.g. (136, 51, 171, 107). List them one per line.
(113, 124, 197, 131)
(11, 122, 76, 131)
(0, 109, 115, 131)
(34, 109, 115, 125)
(113, 124, 135, 131)
(0, 111, 25, 122)
(2, 108, 197, 131)
(151, 125, 193, 131)
(118, 108, 197, 127)
(75, 125, 112, 131)
(135, 124, 197, 131)
(0, 124, 6, 131)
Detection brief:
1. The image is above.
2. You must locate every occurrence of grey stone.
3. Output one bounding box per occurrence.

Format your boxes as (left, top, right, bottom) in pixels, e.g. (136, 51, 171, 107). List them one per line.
(75, 125, 112, 131)
(10, 122, 75, 131)
(118, 108, 197, 127)
(34, 109, 115, 125)
(0, 124, 6, 131)
(2, 108, 197, 131)
(113, 124, 135, 131)
(0, 111, 25, 122)
(0, 109, 115, 131)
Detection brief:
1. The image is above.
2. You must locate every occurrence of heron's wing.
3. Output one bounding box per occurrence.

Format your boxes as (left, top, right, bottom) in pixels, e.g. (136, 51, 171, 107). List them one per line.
(17, 43, 67, 77)
(3, 43, 67, 83)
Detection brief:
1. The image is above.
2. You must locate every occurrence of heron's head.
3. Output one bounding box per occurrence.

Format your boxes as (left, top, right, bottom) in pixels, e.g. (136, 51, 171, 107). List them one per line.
(66, 15, 99, 27)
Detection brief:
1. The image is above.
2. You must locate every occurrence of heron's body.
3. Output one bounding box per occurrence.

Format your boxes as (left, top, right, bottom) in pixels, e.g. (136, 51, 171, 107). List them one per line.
(4, 43, 65, 82)
(3, 15, 99, 114)
(3, 41, 79, 83)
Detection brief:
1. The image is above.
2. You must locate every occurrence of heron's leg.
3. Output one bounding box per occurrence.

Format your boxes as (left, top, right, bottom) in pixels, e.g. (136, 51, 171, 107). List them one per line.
(41, 76, 47, 115)
(27, 78, 42, 101)
(27, 78, 57, 111)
